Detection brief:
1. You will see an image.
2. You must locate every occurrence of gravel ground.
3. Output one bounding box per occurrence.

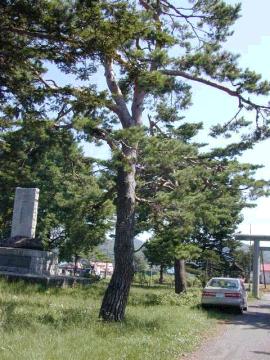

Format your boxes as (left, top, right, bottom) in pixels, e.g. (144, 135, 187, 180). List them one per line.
(187, 293, 270, 360)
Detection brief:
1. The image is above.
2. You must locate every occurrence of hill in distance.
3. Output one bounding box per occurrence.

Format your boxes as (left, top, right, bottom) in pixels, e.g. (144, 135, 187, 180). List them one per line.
(98, 237, 144, 261)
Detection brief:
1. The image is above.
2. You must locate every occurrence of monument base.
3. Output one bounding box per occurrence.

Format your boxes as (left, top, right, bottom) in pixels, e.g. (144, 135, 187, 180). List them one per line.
(0, 247, 58, 276)
(1, 236, 43, 250)
(0, 272, 93, 287)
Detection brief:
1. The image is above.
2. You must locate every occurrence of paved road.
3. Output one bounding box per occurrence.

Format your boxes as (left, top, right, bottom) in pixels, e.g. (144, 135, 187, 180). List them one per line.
(188, 293, 270, 360)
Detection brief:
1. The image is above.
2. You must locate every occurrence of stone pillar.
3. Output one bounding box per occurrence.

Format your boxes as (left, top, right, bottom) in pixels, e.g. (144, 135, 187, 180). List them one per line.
(11, 188, 39, 238)
(252, 240, 260, 298)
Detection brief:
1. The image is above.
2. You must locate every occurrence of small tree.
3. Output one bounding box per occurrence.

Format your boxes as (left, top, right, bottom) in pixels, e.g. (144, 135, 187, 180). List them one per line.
(144, 236, 174, 284)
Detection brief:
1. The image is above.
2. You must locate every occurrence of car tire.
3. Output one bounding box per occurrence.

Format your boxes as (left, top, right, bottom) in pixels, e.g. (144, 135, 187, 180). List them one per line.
(238, 306, 244, 314)
(243, 306, 248, 311)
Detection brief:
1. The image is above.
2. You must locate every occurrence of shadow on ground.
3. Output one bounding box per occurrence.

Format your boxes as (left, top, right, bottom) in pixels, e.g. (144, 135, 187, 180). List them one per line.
(253, 351, 270, 356)
(199, 298, 270, 331)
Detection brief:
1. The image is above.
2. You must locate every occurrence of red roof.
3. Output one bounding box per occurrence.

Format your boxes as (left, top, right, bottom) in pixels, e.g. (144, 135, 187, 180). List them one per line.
(261, 264, 270, 272)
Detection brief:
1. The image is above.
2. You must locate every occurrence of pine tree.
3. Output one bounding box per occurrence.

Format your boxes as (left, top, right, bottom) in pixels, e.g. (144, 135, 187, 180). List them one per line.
(137, 127, 269, 293)
(1, 0, 270, 320)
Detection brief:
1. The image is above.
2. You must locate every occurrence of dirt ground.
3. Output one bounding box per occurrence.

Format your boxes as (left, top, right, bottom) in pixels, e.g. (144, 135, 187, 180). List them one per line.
(185, 292, 270, 360)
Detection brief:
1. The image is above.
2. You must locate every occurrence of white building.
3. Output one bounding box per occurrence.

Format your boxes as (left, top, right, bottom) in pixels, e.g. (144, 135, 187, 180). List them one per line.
(260, 264, 270, 284)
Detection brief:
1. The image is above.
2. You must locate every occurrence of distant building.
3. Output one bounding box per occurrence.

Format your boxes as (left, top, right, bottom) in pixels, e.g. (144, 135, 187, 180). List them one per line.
(260, 264, 270, 284)
(57, 259, 114, 278)
(90, 261, 114, 278)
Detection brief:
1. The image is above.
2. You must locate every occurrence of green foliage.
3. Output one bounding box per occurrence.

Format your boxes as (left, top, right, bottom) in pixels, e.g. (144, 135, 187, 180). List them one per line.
(129, 288, 201, 307)
(138, 128, 269, 279)
(134, 252, 148, 273)
(144, 236, 174, 268)
(1, 0, 269, 140)
(0, 120, 113, 258)
(233, 246, 253, 279)
(88, 248, 112, 263)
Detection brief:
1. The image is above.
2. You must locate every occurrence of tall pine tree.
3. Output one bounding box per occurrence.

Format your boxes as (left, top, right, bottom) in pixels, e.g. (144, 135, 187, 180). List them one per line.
(1, 0, 270, 320)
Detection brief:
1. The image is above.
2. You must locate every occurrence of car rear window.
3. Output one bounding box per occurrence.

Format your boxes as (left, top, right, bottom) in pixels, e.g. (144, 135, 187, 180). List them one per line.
(208, 279, 239, 289)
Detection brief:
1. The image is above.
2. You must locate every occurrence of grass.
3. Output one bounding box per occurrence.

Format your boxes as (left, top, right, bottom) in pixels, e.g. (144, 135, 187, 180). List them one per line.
(0, 280, 227, 360)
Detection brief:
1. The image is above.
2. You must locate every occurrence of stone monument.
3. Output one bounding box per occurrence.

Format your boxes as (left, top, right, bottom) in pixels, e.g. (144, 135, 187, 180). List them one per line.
(0, 187, 58, 276)
(11, 187, 39, 239)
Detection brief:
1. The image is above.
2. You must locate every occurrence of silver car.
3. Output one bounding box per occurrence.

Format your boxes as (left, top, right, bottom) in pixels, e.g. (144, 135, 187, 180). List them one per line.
(201, 277, 248, 314)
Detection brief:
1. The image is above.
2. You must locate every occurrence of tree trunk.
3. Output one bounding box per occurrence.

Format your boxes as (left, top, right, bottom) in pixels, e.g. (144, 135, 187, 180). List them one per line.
(174, 258, 187, 294)
(99, 147, 136, 321)
(74, 254, 78, 276)
(159, 264, 164, 284)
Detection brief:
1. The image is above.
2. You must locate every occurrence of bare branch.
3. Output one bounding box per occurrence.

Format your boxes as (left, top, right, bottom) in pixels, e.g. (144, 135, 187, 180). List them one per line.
(162, 69, 270, 110)
(136, 195, 155, 204)
(34, 73, 59, 90)
(160, 0, 208, 20)
(55, 104, 73, 122)
(103, 57, 132, 128)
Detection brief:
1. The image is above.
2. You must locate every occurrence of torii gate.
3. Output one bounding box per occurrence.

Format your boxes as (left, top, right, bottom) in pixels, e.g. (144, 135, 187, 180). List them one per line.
(235, 234, 270, 298)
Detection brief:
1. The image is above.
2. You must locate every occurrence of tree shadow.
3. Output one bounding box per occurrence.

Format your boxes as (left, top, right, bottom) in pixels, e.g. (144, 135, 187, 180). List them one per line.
(194, 304, 236, 317)
(225, 309, 270, 330)
(253, 351, 270, 356)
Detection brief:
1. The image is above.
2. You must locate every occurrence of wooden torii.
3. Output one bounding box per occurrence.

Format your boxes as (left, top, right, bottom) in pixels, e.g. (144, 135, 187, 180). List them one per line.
(235, 234, 270, 298)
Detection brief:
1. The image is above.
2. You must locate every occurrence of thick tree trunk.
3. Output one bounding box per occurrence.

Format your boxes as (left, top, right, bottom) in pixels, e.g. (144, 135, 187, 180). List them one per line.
(99, 147, 136, 321)
(159, 264, 164, 284)
(174, 258, 187, 294)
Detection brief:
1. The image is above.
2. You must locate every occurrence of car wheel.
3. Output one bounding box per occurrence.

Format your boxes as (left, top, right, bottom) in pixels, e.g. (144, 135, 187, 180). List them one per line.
(243, 306, 248, 311)
(238, 306, 244, 314)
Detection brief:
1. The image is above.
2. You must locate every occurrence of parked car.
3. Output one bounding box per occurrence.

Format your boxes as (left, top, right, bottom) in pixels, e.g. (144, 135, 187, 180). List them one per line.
(201, 277, 248, 314)
(79, 267, 93, 277)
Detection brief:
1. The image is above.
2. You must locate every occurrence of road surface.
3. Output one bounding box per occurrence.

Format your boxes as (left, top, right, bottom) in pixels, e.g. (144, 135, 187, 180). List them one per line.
(188, 293, 270, 360)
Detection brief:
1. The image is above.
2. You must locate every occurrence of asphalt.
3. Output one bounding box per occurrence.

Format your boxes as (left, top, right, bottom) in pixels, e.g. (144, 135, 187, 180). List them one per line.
(188, 293, 270, 360)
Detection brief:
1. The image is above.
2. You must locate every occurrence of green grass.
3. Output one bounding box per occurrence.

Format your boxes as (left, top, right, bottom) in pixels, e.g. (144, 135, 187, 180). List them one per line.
(0, 280, 225, 360)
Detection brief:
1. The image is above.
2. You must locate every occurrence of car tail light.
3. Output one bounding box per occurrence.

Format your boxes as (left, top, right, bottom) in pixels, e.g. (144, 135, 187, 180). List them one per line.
(225, 292, 241, 298)
(202, 291, 216, 297)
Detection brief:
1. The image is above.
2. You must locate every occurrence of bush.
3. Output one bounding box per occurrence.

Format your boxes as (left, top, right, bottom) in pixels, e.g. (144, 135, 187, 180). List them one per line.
(129, 287, 201, 307)
(186, 276, 202, 288)
(133, 272, 174, 286)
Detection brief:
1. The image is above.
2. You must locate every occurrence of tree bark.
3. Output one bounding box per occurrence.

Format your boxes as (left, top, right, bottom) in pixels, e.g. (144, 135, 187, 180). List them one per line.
(100, 58, 145, 321)
(99, 146, 136, 321)
(174, 258, 187, 294)
(159, 264, 164, 284)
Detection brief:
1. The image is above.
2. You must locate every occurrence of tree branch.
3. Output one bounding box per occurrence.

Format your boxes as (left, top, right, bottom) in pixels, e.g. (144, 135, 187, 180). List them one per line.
(134, 240, 149, 253)
(103, 57, 132, 128)
(4, 26, 79, 45)
(135, 195, 155, 204)
(162, 69, 270, 110)
(138, 0, 160, 21)
(131, 81, 145, 125)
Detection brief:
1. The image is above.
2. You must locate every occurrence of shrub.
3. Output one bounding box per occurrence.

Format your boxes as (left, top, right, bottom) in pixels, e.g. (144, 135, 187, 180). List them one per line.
(129, 287, 201, 307)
